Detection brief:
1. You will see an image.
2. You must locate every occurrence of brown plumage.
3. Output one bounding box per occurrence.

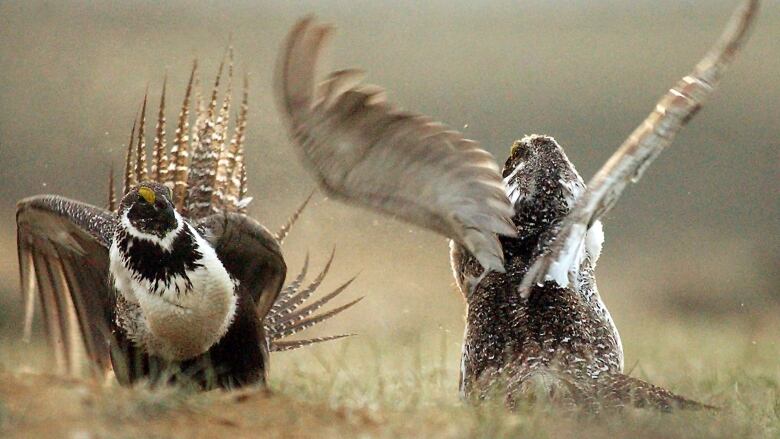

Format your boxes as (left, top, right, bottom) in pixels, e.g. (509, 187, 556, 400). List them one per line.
(275, 0, 759, 411)
(520, 0, 761, 294)
(452, 0, 759, 412)
(186, 59, 224, 217)
(169, 61, 196, 213)
(134, 93, 149, 183)
(274, 17, 517, 273)
(212, 48, 234, 211)
(151, 75, 168, 182)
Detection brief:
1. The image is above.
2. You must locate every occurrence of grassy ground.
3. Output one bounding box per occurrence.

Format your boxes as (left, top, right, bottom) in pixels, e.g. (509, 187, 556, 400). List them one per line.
(1, 313, 778, 438)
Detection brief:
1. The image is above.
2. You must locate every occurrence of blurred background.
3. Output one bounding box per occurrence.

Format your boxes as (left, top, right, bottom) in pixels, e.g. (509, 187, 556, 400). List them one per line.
(0, 1, 777, 372)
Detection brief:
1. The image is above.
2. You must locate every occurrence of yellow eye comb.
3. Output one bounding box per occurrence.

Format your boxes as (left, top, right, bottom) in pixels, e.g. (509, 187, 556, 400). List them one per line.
(138, 186, 156, 204)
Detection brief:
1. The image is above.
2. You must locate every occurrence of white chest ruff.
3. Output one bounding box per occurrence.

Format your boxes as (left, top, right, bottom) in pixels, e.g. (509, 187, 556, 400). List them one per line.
(109, 220, 238, 361)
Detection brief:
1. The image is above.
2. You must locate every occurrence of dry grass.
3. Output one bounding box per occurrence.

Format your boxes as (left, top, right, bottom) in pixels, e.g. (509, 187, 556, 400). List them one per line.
(0, 2, 777, 437)
(1, 313, 778, 439)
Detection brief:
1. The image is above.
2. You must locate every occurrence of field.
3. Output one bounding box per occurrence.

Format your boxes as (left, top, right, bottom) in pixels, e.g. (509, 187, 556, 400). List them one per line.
(2, 312, 779, 438)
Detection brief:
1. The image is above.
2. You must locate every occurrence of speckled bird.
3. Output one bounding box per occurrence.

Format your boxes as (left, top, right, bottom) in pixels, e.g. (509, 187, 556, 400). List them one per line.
(278, 0, 759, 411)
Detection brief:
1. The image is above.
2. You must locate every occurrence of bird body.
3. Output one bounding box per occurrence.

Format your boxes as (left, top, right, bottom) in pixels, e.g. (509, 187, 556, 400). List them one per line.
(16, 60, 358, 389)
(452, 135, 631, 409)
(109, 183, 238, 361)
(276, 0, 759, 411)
(451, 0, 758, 410)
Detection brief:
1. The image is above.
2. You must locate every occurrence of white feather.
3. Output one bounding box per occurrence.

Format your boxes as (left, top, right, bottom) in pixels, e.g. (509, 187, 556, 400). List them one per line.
(585, 220, 604, 265)
(120, 210, 185, 252)
(110, 221, 237, 361)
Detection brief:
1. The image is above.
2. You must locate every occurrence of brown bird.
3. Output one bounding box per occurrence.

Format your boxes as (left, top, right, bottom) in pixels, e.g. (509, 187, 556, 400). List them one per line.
(275, 0, 759, 411)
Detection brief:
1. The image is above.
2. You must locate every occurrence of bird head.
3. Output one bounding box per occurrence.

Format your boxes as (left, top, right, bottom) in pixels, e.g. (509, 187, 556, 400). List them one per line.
(502, 134, 585, 217)
(119, 182, 179, 239)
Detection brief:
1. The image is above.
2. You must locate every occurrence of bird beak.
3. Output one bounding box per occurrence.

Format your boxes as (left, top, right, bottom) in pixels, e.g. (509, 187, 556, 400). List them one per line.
(139, 186, 156, 204)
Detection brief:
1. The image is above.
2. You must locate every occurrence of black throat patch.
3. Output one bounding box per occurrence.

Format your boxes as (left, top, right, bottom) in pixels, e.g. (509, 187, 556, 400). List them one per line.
(116, 225, 204, 295)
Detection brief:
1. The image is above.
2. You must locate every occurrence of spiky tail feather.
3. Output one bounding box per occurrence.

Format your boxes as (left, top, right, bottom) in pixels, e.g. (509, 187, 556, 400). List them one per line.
(169, 61, 197, 212)
(186, 55, 226, 217)
(123, 118, 138, 195)
(151, 76, 168, 182)
(265, 251, 361, 351)
(504, 368, 716, 413)
(121, 53, 253, 217)
(275, 191, 314, 244)
(225, 74, 249, 209)
(590, 373, 716, 412)
(212, 48, 235, 211)
(135, 93, 149, 182)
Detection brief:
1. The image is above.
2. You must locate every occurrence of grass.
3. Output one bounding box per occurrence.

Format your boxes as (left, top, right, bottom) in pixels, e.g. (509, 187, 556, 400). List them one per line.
(1, 312, 778, 438)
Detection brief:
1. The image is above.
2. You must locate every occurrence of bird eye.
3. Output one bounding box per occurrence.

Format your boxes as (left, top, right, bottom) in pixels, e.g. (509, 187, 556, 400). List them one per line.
(155, 200, 166, 210)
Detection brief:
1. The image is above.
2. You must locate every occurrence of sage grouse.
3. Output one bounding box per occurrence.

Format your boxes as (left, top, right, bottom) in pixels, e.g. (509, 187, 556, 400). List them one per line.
(17, 34, 517, 388)
(276, 0, 759, 411)
(16, 58, 364, 389)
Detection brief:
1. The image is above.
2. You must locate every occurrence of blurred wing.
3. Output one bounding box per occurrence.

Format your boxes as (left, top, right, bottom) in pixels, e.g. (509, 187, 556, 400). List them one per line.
(274, 17, 516, 272)
(198, 213, 287, 318)
(520, 0, 759, 295)
(16, 196, 118, 376)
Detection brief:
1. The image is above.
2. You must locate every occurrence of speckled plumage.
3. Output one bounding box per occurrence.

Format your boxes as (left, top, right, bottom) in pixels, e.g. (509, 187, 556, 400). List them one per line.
(270, 0, 757, 410)
(449, 0, 758, 411)
(452, 136, 672, 411)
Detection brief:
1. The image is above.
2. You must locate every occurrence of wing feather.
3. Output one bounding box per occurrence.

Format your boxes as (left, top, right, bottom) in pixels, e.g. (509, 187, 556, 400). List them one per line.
(520, 0, 759, 294)
(198, 213, 287, 319)
(16, 196, 118, 376)
(275, 17, 516, 272)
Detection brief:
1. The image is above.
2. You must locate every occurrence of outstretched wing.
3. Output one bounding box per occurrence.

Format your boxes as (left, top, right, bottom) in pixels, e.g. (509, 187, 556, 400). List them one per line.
(520, 0, 759, 295)
(274, 17, 516, 272)
(16, 195, 118, 376)
(198, 213, 287, 318)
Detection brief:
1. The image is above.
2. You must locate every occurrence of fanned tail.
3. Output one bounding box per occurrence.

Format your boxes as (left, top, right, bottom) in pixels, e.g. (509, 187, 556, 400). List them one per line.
(269, 252, 310, 316)
(112, 55, 359, 353)
(268, 248, 335, 323)
(118, 52, 253, 218)
(265, 251, 361, 351)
